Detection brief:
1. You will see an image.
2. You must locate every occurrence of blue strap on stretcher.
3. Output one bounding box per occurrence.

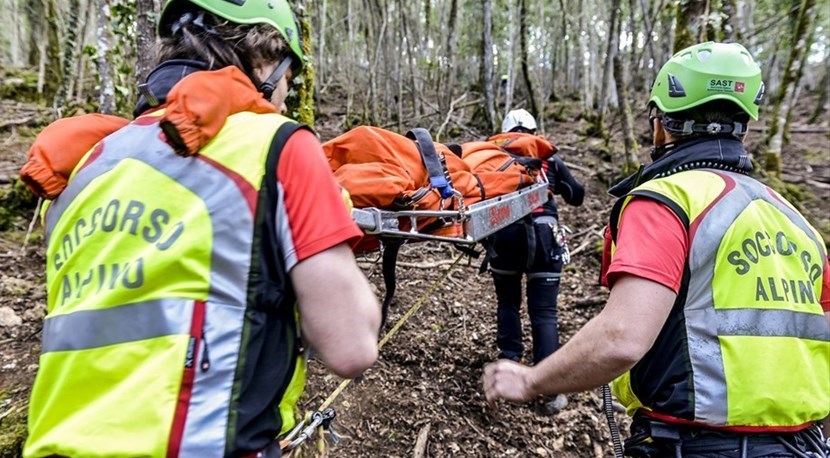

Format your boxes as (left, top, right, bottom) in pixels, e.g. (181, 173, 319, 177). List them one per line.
(406, 128, 455, 199)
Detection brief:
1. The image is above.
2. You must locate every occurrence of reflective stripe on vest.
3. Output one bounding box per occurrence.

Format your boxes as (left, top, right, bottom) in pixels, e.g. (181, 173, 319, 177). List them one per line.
(27, 111, 290, 458)
(611, 169, 829, 429)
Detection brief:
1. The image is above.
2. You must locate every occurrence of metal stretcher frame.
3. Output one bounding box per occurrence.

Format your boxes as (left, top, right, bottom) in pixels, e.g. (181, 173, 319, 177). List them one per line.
(352, 180, 549, 244)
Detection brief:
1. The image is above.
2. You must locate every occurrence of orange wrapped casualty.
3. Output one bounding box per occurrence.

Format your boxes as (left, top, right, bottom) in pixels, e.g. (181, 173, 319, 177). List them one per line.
(323, 126, 538, 212)
(324, 126, 481, 210)
(19, 114, 130, 199)
(486, 131, 557, 159)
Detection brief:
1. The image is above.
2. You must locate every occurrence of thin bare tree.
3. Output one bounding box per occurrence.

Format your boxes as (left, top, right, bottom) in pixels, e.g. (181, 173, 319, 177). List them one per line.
(96, 0, 116, 113)
(765, 0, 817, 175)
(136, 0, 158, 85)
(481, 0, 496, 132)
(673, 0, 707, 52)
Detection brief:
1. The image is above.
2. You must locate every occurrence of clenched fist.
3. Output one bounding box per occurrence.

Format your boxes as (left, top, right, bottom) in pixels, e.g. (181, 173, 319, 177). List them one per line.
(482, 359, 538, 404)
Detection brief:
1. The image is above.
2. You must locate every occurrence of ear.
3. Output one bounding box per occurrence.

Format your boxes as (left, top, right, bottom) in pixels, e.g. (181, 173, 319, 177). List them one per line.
(653, 119, 667, 147)
(653, 120, 678, 147)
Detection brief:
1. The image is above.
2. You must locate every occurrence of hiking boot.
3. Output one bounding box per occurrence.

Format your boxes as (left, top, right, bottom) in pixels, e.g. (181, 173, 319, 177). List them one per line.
(535, 394, 568, 416)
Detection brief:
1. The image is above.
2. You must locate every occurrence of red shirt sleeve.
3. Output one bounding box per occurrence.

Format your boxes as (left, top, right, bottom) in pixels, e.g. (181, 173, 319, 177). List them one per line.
(277, 129, 363, 269)
(599, 225, 613, 287)
(821, 256, 830, 312)
(605, 197, 688, 293)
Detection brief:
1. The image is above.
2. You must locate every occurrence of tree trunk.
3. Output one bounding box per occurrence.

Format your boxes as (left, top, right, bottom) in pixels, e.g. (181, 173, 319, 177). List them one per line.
(638, 0, 658, 83)
(722, 0, 741, 41)
(135, 0, 157, 85)
(598, 0, 620, 123)
(504, 0, 517, 116)
(27, 0, 45, 67)
(578, 0, 592, 112)
(808, 50, 829, 124)
(295, 0, 315, 127)
(345, 0, 355, 126)
(659, 0, 675, 65)
(317, 0, 327, 87)
(72, 0, 93, 103)
(614, 14, 639, 175)
(673, 0, 707, 52)
(398, 0, 421, 118)
(441, 0, 459, 118)
(53, 0, 80, 113)
(764, 0, 816, 176)
(782, 22, 816, 143)
(519, 0, 538, 116)
(481, 0, 496, 132)
(96, 0, 115, 114)
(11, 0, 23, 66)
(557, 0, 570, 93)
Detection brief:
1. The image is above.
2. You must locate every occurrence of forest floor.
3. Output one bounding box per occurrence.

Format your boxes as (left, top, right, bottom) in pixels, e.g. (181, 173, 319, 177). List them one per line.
(0, 95, 827, 457)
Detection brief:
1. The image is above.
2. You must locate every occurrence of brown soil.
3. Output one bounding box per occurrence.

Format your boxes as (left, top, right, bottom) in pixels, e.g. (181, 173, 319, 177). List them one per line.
(0, 95, 827, 457)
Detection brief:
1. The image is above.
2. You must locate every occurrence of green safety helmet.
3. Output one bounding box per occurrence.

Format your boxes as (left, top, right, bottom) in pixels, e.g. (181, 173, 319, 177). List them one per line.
(649, 42, 764, 120)
(158, 0, 304, 71)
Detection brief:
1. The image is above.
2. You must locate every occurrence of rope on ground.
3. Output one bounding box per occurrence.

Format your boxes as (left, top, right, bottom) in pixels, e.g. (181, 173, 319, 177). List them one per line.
(286, 253, 466, 454)
(319, 252, 466, 412)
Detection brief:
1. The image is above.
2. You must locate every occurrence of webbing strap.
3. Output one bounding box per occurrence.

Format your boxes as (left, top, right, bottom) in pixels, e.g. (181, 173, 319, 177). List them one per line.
(379, 238, 404, 329)
(406, 128, 454, 199)
(524, 216, 537, 270)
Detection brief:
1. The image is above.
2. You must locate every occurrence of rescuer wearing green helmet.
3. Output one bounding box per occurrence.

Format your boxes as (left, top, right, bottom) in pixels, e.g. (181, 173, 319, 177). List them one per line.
(24, 1, 380, 456)
(483, 42, 830, 457)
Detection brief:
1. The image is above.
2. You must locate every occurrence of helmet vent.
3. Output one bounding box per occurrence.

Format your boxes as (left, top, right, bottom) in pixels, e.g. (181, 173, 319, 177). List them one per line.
(667, 74, 687, 97)
(697, 50, 711, 62)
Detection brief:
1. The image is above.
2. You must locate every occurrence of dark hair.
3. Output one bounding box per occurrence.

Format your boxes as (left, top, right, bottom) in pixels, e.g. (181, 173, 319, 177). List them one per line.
(668, 99, 750, 125)
(155, 7, 288, 87)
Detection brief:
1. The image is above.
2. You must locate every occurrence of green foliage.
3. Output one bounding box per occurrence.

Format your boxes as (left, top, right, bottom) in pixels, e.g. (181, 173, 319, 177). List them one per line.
(0, 67, 40, 103)
(0, 179, 39, 232)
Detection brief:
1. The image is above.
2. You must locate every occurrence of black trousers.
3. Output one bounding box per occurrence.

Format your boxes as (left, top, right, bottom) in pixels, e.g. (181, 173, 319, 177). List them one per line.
(489, 216, 563, 364)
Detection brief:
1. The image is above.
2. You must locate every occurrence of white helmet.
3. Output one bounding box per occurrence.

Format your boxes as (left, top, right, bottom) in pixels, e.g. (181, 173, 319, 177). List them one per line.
(502, 109, 538, 133)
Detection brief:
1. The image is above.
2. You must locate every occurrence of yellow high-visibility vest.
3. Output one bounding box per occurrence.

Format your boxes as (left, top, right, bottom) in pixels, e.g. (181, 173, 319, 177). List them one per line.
(27, 110, 309, 457)
(609, 169, 829, 430)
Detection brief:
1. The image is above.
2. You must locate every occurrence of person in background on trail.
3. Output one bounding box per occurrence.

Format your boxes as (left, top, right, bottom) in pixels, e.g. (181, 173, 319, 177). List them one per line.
(483, 42, 830, 457)
(23, 0, 380, 456)
(484, 108, 584, 416)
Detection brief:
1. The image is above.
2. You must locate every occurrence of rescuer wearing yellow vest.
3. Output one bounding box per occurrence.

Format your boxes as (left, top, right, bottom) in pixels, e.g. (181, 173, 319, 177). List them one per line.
(483, 42, 830, 457)
(24, 1, 380, 456)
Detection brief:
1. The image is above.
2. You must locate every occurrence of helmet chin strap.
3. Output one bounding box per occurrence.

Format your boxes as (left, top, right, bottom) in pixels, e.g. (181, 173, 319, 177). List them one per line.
(259, 56, 293, 100)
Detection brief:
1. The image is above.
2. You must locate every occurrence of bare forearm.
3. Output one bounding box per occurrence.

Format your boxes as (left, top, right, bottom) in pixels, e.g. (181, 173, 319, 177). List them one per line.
(526, 276, 676, 397)
(528, 315, 639, 395)
(301, 271, 380, 372)
(292, 243, 380, 378)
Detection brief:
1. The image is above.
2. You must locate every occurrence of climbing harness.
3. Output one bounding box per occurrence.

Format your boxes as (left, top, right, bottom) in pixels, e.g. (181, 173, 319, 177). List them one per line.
(552, 223, 572, 265)
(282, 253, 467, 454)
